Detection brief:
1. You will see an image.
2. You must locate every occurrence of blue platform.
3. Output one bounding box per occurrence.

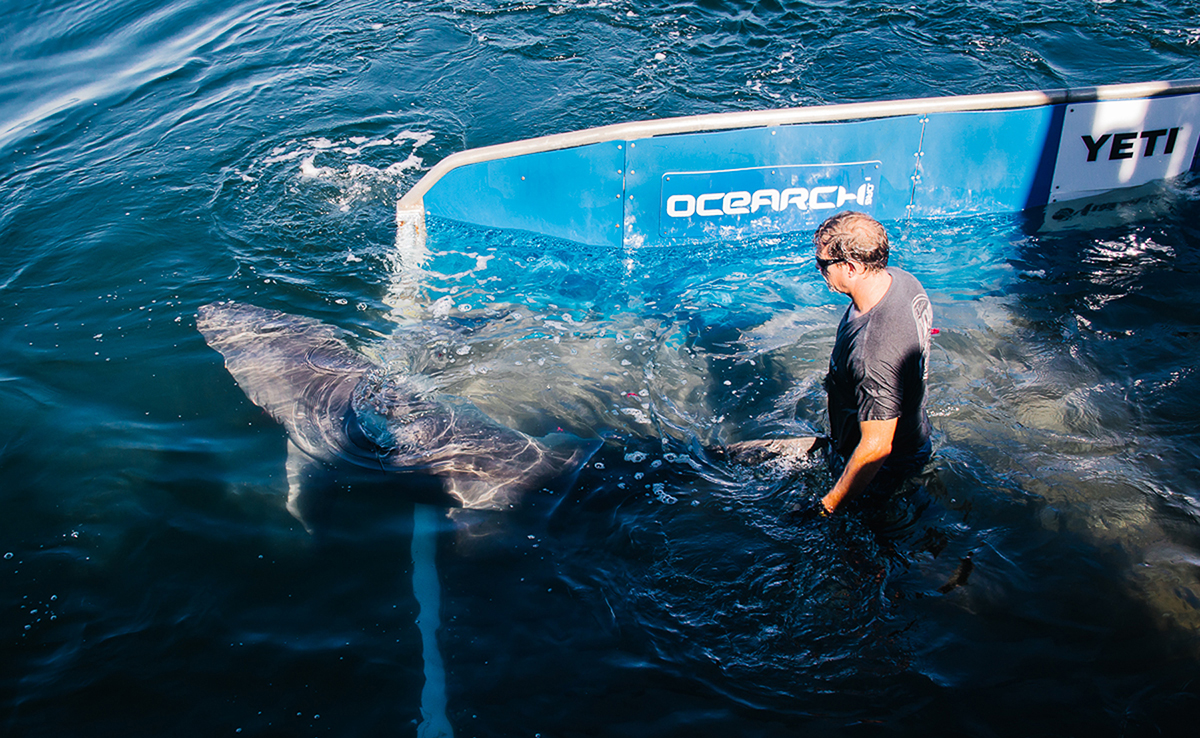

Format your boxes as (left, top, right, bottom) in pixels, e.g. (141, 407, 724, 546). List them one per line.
(400, 80, 1200, 247)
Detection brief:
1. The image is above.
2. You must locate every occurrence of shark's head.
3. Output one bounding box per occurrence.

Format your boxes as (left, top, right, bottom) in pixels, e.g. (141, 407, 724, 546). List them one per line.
(348, 371, 601, 507)
(349, 372, 453, 459)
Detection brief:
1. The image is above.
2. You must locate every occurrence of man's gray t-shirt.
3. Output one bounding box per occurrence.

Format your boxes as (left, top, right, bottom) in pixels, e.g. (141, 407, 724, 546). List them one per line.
(825, 267, 932, 459)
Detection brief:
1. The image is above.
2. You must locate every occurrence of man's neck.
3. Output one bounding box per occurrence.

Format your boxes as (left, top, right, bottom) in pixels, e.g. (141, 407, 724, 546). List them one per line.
(848, 267, 892, 318)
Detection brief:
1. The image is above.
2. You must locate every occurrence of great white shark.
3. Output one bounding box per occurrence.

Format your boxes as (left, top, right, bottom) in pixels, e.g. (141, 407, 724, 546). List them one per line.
(197, 301, 602, 523)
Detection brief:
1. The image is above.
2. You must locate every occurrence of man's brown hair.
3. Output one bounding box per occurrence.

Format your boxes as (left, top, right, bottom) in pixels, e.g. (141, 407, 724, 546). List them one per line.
(814, 211, 890, 271)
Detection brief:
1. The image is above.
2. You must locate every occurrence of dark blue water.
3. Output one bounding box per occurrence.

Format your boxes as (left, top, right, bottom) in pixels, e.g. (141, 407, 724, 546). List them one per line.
(5, 1, 1200, 735)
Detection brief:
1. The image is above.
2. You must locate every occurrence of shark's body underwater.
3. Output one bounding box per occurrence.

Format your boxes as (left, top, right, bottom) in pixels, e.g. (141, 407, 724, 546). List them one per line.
(197, 302, 601, 520)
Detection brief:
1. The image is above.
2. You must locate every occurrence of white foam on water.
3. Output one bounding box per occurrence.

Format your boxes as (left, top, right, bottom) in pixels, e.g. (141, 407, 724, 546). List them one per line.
(254, 129, 434, 211)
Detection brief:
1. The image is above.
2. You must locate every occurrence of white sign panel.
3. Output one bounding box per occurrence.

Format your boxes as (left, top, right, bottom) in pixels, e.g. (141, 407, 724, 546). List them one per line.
(1049, 93, 1200, 202)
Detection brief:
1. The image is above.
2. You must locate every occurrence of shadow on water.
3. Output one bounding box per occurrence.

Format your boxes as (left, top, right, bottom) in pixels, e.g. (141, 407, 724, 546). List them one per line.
(1009, 181, 1200, 633)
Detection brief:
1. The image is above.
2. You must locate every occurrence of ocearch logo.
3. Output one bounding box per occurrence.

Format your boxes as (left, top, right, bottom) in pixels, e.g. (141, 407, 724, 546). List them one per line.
(658, 161, 882, 237)
(665, 183, 875, 218)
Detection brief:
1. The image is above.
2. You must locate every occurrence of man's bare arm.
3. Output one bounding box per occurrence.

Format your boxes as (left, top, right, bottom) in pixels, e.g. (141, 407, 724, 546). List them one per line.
(820, 417, 897, 514)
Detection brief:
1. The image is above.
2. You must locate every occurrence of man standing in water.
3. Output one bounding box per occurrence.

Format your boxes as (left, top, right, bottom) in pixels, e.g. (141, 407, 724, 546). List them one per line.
(814, 211, 932, 514)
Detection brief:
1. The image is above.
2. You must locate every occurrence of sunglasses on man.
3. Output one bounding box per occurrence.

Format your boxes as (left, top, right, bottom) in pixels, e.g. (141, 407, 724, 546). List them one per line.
(815, 255, 847, 272)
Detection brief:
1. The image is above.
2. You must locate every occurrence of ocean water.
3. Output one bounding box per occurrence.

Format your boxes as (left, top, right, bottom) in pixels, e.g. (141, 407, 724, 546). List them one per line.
(5, 1, 1200, 736)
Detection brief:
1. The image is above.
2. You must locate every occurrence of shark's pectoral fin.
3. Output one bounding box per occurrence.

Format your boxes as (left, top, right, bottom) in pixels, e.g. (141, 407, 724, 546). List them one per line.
(443, 434, 603, 510)
(444, 477, 520, 510)
(286, 440, 322, 532)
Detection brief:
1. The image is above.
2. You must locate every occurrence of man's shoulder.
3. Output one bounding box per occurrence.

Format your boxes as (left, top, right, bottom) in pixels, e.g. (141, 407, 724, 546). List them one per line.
(886, 266, 926, 291)
(877, 267, 925, 310)
(868, 268, 931, 347)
